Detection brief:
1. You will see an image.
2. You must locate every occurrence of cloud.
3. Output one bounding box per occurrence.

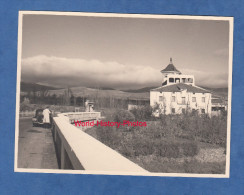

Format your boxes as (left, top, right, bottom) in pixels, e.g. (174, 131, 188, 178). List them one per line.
(21, 55, 161, 89)
(21, 55, 228, 89)
(181, 68, 228, 88)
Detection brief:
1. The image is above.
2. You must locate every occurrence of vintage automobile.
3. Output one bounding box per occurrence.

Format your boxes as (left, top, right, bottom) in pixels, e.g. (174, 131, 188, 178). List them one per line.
(32, 109, 44, 127)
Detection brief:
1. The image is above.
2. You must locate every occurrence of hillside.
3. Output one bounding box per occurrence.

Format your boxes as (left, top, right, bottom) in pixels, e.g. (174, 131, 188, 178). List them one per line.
(200, 86, 228, 98)
(122, 86, 157, 93)
(20, 82, 228, 101)
(48, 86, 150, 100)
(21, 82, 61, 92)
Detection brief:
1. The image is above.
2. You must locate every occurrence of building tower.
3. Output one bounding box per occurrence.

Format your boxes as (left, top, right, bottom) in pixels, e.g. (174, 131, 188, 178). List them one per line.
(161, 58, 195, 86)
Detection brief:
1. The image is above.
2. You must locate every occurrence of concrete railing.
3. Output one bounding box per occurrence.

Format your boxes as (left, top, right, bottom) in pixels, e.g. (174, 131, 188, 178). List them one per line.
(52, 113, 148, 172)
(58, 112, 101, 124)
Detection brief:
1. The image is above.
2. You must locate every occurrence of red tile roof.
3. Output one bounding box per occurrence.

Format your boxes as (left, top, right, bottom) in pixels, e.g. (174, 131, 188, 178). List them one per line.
(151, 83, 210, 93)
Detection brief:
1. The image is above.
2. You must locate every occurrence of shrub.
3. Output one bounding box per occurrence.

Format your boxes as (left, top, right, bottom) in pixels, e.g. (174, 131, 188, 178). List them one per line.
(95, 125, 121, 148)
(158, 113, 227, 147)
(20, 101, 35, 111)
(133, 138, 155, 156)
(155, 142, 180, 158)
(181, 142, 199, 157)
(113, 109, 135, 122)
(119, 145, 135, 157)
(130, 105, 153, 121)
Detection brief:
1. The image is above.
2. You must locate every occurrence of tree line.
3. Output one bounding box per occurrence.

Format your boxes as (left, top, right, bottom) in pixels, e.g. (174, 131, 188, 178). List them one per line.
(20, 88, 150, 109)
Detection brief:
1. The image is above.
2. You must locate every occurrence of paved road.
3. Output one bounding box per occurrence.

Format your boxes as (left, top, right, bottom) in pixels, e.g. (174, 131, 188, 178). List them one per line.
(17, 118, 58, 169)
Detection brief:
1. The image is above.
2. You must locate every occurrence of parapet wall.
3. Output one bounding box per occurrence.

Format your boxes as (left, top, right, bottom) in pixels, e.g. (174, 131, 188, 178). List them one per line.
(57, 112, 101, 123)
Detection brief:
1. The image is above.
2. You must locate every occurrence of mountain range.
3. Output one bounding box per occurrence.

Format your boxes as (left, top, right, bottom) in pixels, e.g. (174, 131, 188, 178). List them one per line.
(20, 82, 228, 99)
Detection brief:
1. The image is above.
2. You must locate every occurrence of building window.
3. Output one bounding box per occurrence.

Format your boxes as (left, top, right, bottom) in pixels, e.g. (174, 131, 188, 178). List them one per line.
(162, 80, 167, 86)
(188, 78, 193, 83)
(182, 108, 186, 114)
(175, 78, 180, 83)
(159, 96, 164, 102)
(172, 108, 175, 113)
(172, 96, 176, 102)
(169, 78, 174, 83)
(202, 97, 205, 103)
(182, 97, 186, 104)
(201, 109, 205, 114)
(192, 97, 196, 102)
(182, 78, 186, 83)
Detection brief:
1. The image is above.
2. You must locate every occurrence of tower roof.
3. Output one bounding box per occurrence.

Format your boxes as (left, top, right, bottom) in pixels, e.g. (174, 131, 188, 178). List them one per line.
(161, 58, 181, 74)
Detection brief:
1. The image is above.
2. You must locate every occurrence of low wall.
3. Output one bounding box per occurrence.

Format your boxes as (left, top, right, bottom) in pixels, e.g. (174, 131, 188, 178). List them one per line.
(58, 112, 101, 124)
(52, 113, 147, 172)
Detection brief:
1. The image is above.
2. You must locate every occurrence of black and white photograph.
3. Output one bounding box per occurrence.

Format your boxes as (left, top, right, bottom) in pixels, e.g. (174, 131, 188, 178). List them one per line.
(15, 11, 233, 177)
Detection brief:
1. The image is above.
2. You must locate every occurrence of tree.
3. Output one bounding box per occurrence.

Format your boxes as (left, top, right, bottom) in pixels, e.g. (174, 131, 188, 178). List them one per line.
(40, 89, 49, 104)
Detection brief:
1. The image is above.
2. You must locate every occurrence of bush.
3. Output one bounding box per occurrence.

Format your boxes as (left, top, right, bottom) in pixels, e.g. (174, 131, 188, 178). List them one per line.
(119, 145, 135, 157)
(132, 138, 155, 156)
(96, 125, 122, 148)
(155, 142, 180, 158)
(113, 109, 135, 122)
(158, 113, 227, 147)
(130, 105, 153, 121)
(181, 142, 199, 157)
(20, 101, 35, 111)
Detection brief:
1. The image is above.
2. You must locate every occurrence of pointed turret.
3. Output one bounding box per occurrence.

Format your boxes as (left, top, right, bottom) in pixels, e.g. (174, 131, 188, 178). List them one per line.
(161, 58, 181, 75)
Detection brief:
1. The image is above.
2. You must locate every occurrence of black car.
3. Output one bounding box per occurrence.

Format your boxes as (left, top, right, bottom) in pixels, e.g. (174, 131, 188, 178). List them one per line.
(32, 109, 44, 127)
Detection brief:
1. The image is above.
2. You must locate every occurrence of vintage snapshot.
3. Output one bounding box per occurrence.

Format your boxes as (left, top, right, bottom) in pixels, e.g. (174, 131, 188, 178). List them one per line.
(15, 11, 233, 177)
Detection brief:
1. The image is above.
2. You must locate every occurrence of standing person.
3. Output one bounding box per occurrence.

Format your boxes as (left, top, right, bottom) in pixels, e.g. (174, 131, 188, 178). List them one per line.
(85, 100, 89, 112)
(43, 106, 51, 129)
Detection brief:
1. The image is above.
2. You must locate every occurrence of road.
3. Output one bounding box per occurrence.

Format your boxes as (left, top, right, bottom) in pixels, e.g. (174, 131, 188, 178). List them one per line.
(17, 118, 58, 169)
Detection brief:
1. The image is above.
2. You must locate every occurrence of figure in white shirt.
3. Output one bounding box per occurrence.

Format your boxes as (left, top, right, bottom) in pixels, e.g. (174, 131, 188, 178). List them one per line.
(85, 100, 89, 112)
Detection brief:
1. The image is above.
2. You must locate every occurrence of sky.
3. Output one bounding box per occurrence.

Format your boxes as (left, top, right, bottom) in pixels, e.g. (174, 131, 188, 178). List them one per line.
(21, 14, 230, 89)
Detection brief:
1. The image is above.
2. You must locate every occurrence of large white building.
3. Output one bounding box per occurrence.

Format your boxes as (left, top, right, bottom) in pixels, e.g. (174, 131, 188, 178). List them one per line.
(150, 58, 212, 115)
